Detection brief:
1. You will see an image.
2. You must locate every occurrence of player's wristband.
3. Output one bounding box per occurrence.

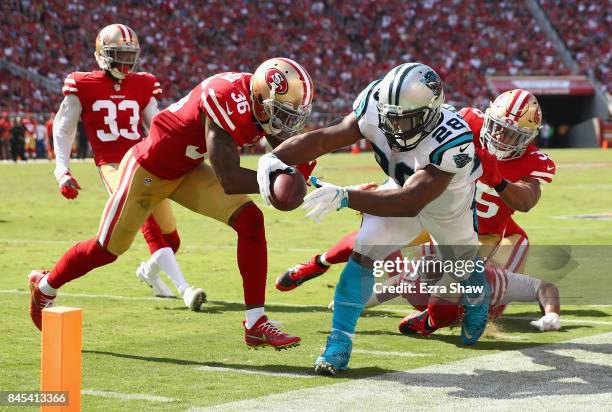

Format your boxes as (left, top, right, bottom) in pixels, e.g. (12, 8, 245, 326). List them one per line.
(494, 179, 508, 193)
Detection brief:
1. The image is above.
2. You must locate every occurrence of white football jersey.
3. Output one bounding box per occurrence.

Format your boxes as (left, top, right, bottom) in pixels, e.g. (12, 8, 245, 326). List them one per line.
(353, 80, 482, 222)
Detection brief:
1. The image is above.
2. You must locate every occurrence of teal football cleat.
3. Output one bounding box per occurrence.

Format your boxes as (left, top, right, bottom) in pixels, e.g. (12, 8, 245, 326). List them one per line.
(460, 267, 491, 345)
(314, 330, 352, 375)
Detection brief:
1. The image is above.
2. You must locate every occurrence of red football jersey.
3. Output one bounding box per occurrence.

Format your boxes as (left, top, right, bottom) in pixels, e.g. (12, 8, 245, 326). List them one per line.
(460, 107, 556, 237)
(62, 70, 161, 165)
(134, 72, 265, 180)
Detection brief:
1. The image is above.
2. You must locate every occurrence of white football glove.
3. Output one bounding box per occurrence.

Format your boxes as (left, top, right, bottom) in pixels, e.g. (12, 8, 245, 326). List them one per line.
(303, 176, 349, 223)
(530, 312, 560, 332)
(257, 153, 294, 206)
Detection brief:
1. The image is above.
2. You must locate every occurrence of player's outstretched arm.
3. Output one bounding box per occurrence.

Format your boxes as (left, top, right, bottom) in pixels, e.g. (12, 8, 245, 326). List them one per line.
(258, 114, 362, 205)
(205, 117, 259, 195)
(273, 113, 362, 165)
(348, 165, 453, 217)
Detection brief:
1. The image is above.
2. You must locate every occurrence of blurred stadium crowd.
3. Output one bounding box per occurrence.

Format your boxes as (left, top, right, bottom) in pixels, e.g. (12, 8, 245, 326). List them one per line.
(0, 0, 609, 160)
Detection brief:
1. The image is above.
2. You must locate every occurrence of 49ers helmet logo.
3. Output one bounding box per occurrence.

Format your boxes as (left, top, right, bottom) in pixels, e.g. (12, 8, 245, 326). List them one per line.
(265, 68, 288, 94)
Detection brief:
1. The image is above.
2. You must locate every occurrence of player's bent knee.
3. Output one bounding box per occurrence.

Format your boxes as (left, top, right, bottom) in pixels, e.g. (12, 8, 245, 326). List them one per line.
(230, 203, 265, 240)
(163, 230, 181, 254)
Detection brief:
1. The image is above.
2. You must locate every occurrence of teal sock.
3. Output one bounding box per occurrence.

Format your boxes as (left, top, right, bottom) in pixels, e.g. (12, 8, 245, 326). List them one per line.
(332, 257, 375, 335)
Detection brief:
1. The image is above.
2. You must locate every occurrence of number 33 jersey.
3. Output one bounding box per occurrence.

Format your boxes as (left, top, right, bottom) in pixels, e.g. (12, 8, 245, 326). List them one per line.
(353, 80, 482, 221)
(62, 70, 161, 165)
(134, 72, 265, 180)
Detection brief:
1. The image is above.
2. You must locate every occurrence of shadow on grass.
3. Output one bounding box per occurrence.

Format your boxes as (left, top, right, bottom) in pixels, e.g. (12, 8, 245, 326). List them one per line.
(82, 350, 396, 379)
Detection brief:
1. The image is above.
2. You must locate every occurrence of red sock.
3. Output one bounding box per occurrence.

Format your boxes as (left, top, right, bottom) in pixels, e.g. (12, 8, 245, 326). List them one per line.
(140, 215, 168, 255)
(231, 203, 266, 306)
(427, 296, 460, 329)
(47, 238, 117, 289)
(323, 231, 357, 264)
(162, 230, 181, 254)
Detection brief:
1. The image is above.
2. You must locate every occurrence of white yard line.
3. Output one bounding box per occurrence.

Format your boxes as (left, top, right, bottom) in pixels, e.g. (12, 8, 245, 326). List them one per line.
(353, 349, 431, 357)
(502, 316, 612, 326)
(194, 332, 612, 411)
(0, 289, 326, 308)
(195, 365, 314, 379)
(0, 238, 318, 253)
(82, 389, 175, 402)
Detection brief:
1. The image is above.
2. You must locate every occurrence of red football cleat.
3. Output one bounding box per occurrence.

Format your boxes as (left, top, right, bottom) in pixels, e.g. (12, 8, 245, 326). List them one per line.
(243, 315, 301, 350)
(28, 270, 56, 331)
(399, 310, 437, 337)
(276, 255, 329, 291)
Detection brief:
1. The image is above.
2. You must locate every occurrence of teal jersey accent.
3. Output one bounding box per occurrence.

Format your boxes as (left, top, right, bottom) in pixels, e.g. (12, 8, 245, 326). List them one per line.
(429, 132, 473, 165)
(352, 79, 381, 120)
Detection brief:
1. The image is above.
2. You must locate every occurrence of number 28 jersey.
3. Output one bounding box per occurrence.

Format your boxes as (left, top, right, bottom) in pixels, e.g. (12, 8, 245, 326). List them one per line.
(353, 80, 481, 221)
(62, 70, 161, 165)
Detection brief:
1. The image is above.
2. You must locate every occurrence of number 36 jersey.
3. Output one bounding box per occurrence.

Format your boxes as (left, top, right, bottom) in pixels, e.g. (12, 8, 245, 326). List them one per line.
(62, 70, 161, 165)
(353, 80, 482, 221)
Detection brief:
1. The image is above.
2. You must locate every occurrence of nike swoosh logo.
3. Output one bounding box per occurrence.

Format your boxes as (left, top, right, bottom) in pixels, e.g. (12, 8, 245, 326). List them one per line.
(459, 144, 470, 153)
(225, 103, 233, 115)
(547, 165, 554, 171)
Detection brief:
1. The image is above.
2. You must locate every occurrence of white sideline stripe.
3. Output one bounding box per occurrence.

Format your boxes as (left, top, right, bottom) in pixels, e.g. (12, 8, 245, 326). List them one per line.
(4, 289, 612, 313)
(197, 332, 612, 411)
(82, 389, 174, 402)
(353, 349, 431, 357)
(0, 289, 327, 307)
(196, 365, 313, 379)
(503, 315, 612, 326)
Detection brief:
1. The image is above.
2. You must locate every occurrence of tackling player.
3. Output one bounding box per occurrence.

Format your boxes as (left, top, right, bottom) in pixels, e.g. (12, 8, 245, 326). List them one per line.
(366, 263, 561, 333)
(277, 90, 555, 332)
(257, 63, 490, 375)
(49, 24, 204, 310)
(29, 57, 312, 350)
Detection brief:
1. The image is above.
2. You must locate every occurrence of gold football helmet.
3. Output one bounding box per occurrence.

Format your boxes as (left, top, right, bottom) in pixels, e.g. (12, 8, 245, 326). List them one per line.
(482, 89, 542, 160)
(94, 24, 140, 80)
(251, 57, 313, 139)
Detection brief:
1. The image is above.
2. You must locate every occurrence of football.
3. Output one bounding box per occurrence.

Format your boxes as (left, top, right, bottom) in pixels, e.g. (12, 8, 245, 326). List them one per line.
(270, 170, 307, 211)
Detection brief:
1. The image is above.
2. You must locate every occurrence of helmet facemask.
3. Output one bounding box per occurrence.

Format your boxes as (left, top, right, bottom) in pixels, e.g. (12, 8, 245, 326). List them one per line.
(481, 113, 538, 160)
(261, 85, 311, 140)
(96, 46, 140, 80)
(377, 103, 440, 151)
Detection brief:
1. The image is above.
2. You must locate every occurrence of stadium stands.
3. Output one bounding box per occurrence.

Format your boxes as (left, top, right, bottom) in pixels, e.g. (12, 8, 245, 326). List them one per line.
(539, 0, 610, 92)
(2, 0, 605, 124)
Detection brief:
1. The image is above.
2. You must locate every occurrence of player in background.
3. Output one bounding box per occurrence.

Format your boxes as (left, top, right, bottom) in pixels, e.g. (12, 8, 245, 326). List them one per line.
(365, 262, 561, 332)
(280, 89, 557, 333)
(258, 63, 490, 375)
(30, 57, 312, 350)
(50, 24, 205, 310)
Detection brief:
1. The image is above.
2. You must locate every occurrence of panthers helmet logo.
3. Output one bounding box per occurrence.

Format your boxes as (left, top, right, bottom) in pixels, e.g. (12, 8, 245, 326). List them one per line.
(421, 70, 442, 97)
(265, 68, 288, 95)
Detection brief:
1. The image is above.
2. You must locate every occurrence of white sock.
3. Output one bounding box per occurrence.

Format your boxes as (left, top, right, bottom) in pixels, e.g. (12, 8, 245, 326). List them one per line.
(319, 252, 331, 267)
(39, 275, 57, 296)
(245, 307, 265, 329)
(149, 247, 189, 295)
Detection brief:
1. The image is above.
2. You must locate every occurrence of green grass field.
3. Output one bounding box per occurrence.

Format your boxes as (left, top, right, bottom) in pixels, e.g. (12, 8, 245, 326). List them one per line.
(1, 150, 612, 411)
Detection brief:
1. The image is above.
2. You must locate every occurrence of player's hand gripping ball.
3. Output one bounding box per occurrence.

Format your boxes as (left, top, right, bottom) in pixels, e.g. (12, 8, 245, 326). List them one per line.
(269, 170, 307, 211)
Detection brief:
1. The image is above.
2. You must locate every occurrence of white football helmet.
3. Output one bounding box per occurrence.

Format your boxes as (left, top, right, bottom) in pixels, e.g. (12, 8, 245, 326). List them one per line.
(376, 63, 445, 151)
